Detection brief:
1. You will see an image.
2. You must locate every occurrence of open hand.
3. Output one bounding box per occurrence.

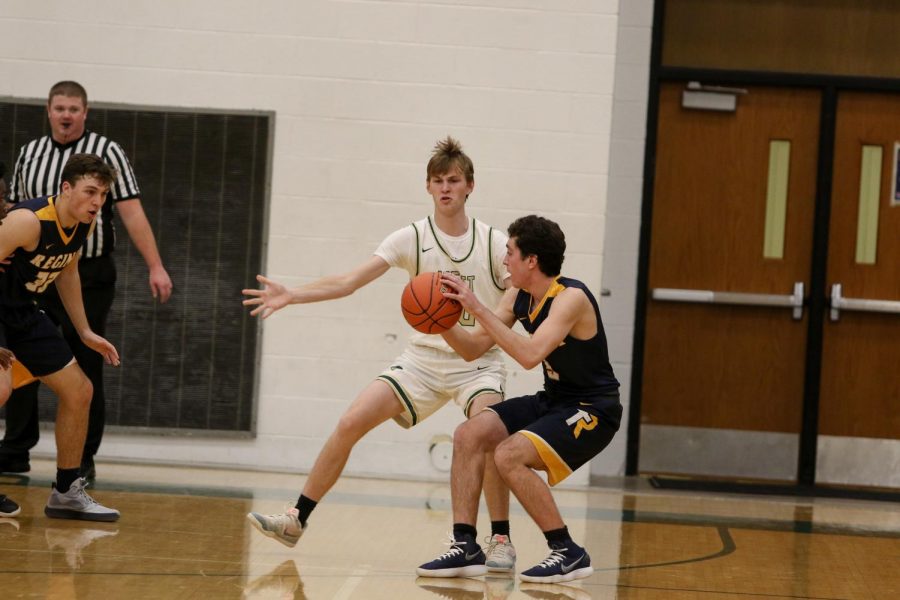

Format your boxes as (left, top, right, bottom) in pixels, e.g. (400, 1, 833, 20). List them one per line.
(242, 274, 291, 319)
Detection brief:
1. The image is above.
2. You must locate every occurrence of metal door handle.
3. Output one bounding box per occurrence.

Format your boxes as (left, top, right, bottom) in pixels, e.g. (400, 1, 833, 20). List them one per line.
(829, 283, 900, 321)
(652, 282, 805, 320)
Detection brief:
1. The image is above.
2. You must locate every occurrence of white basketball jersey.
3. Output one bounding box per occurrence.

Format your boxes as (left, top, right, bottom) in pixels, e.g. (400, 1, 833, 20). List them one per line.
(375, 216, 508, 352)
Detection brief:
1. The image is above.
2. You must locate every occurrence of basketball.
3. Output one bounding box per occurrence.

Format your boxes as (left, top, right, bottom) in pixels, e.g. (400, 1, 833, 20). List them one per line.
(401, 272, 463, 334)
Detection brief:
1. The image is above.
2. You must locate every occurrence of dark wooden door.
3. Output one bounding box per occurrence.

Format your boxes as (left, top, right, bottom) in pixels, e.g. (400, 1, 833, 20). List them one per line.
(640, 84, 821, 481)
(818, 92, 900, 488)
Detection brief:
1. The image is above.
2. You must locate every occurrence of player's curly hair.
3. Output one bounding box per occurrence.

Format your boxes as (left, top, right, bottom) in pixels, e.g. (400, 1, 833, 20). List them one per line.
(426, 136, 474, 183)
(508, 214, 566, 277)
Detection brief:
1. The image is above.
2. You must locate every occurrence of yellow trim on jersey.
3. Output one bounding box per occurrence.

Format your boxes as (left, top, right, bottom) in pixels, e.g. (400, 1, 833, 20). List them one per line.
(527, 276, 565, 323)
(34, 196, 79, 247)
(519, 430, 572, 486)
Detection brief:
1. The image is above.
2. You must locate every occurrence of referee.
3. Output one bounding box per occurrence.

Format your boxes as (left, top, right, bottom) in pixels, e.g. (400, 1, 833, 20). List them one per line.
(0, 81, 173, 480)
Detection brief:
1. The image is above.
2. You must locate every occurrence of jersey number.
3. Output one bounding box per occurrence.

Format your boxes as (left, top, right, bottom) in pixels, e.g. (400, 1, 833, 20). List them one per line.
(26, 271, 57, 294)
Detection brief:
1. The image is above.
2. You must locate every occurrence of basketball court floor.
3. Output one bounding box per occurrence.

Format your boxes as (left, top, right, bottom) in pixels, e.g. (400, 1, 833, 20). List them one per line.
(0, 458, 897, 599)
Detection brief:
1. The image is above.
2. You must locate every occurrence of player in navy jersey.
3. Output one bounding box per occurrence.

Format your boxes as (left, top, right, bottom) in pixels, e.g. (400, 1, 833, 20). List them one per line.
(418, 214, 622, 583)
(0, 154, 121, 521)
(2, 81, 172, 482)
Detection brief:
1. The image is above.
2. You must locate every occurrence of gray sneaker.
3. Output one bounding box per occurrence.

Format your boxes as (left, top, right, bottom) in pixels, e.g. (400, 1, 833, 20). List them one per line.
(247, 507, 306, 548)
(45, 478, 120, 522)
(484, 533, 516, 572)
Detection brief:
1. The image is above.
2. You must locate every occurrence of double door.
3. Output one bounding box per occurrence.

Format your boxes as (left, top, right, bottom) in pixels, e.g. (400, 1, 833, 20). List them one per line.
(640, 83, 900, 487)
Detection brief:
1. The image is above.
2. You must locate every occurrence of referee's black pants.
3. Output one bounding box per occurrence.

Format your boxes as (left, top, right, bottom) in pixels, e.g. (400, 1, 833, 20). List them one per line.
(0, 256, 116, 468)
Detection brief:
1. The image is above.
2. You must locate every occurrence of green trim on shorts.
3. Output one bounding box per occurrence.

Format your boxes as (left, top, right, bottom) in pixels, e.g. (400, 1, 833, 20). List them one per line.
(464, 387, 504, 418)
(378, 374, 418, 426)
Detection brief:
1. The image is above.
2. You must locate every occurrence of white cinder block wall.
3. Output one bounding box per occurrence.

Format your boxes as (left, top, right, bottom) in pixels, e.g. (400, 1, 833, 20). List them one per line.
(1, 0, 650, 485)
(593, 0, 654, 478)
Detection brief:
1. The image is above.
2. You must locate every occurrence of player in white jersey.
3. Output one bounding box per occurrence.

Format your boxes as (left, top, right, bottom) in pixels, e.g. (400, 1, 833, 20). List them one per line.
(242, 137, 518, 571)
(374, 215, 506, 426)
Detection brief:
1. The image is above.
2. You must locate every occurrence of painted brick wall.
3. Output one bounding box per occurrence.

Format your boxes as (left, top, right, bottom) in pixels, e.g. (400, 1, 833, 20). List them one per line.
(0, 0, 629, 485)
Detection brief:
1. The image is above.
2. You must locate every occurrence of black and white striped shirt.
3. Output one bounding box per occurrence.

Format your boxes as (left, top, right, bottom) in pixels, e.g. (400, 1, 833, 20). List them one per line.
(10, 131, 141, 259)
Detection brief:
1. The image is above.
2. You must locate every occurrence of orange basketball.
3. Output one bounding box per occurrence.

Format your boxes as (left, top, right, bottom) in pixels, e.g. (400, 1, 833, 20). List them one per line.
(401, 272, 463, 334)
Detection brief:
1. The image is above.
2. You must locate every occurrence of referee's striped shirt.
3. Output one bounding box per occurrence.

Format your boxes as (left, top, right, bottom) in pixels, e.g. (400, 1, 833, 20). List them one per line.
(10, 131, 141, 259)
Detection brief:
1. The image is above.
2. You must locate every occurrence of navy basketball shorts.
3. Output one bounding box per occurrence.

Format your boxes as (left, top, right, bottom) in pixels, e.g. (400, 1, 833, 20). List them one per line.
(1, 312, 76, 386)
(490, 390, 622, 486)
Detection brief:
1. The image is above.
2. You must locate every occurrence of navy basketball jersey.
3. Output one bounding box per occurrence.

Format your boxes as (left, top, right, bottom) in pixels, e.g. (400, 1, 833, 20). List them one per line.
(0, 195, 94, 327)
(513, 276, 619, 399)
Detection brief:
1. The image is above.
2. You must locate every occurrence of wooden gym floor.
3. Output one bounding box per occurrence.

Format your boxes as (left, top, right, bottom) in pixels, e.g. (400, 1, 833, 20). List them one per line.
(0, 458, 897, 599)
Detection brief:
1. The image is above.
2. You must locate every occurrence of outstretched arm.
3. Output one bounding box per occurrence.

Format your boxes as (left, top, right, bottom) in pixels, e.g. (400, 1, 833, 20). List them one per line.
(242, 255, 391, 319)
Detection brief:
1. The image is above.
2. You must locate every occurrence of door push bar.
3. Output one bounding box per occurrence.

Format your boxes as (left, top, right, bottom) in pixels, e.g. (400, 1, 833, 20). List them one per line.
(652, 282, 805, 320)
(829, 283, 900, 321)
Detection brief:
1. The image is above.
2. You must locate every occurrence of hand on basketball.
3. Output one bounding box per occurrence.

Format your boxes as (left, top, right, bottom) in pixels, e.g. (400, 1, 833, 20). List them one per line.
(81, 332, 120, 367)
(440, 273, 483, 313)
(0, 347, 14, 370)
(242, 274, 291, 319)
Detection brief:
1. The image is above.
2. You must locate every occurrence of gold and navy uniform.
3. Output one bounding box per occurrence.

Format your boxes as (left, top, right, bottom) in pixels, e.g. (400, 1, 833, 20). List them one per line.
(1, 196, 94, 327)
(491, 276, 622, 485)
(0, 195, 93, 384)
(513, 276, 618, 398)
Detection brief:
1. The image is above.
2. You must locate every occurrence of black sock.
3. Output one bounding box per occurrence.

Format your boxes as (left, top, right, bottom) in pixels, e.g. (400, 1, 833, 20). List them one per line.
(491, 520, 510, 538)
(543, 526, 572, 548)
(453, 523, 478, 542)
(295, 495, 317, 526)
(55, 468, 80, 493)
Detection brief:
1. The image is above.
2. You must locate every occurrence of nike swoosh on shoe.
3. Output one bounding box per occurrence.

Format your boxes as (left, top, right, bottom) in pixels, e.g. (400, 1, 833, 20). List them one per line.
(560, 554, 584, 574)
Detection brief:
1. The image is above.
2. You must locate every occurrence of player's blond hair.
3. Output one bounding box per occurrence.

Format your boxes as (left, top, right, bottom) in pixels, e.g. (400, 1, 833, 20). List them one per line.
(426, 136, 474, 183)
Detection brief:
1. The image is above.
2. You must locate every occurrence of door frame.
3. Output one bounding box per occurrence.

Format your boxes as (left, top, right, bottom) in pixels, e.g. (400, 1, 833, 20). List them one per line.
(627, 1, 900, 485)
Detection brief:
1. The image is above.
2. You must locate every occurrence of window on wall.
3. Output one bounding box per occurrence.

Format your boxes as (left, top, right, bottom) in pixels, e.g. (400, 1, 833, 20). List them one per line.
(0, 101, 271, 434)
